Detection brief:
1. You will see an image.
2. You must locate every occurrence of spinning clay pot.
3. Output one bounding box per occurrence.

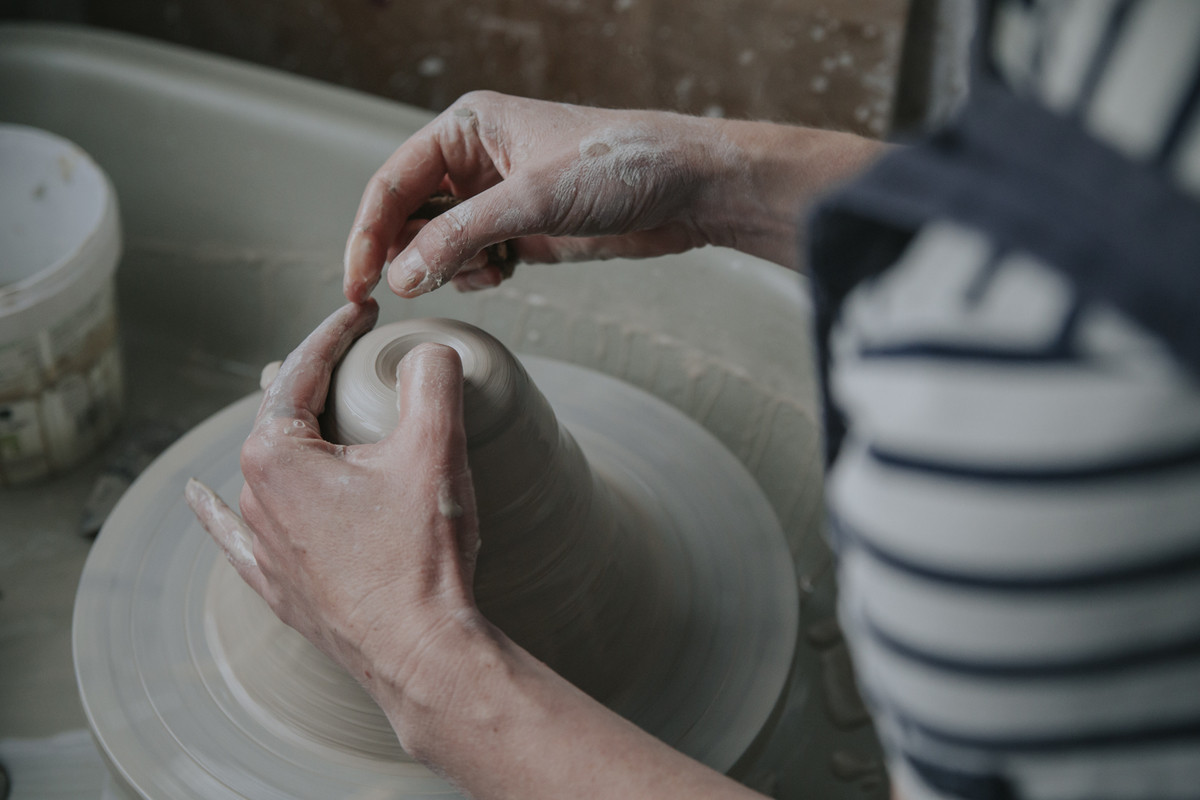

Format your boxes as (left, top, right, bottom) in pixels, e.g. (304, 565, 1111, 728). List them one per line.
(74, 317, 799, 799)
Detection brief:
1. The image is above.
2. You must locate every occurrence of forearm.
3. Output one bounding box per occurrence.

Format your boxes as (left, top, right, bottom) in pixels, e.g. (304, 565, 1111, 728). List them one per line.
(696, 119, 888, 270)
(369, 614, 766, 800)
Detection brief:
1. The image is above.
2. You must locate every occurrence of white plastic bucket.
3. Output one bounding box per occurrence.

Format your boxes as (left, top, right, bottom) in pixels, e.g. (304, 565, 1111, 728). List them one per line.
(0, 125, 123, 485)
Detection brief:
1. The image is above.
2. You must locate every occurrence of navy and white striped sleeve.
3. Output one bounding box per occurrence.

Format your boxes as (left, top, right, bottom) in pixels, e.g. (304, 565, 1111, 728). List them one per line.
(809, 2, 1200, 798)
(827, 222, 1200, 800)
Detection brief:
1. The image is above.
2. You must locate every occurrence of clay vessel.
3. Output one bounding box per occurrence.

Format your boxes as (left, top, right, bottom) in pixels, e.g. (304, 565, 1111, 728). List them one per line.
(324, 318, 665, 701)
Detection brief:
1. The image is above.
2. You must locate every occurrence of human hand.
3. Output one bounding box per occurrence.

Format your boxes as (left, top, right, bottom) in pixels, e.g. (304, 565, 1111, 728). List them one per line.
(184, 302, 484, 697)
(343, 91, 740, 301)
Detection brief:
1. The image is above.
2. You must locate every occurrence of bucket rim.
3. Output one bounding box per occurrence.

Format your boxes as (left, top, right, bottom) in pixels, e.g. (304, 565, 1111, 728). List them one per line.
(0, 123, 121, 313)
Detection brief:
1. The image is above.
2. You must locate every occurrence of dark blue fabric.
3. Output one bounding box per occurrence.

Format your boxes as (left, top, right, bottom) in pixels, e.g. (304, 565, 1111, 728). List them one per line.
(806, 73, 1200, 462)
(905, 756, 1016, 800)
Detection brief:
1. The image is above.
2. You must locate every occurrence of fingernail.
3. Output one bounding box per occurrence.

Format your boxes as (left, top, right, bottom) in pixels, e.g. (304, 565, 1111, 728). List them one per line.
(389, 250, 428, 295)
(184, 477, 204, 507)
(184, 477, 214, 514)
(344, 233, 380, 300)
(184, 477, 258, 568)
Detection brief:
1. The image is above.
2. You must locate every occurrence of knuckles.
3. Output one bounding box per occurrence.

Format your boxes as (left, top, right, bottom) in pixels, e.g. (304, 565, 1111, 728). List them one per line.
(239, 434, 272, 482)
(241, 414, 316, 478)
(239, 424, 288, 482)
(366, 173, 402, 206)
(449, 89, 501, 114)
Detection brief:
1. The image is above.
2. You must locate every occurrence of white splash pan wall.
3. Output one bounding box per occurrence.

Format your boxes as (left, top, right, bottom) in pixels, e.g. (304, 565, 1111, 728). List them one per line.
(0, 23, 884, 800)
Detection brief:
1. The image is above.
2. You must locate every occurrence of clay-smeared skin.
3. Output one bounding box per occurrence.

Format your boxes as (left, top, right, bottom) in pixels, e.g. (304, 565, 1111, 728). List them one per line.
(186, 479, 256, 569)
(188, 302, 485, 713)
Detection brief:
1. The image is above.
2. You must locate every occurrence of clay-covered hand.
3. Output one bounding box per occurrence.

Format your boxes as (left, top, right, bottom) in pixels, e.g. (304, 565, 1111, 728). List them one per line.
(343, 92, 740, 300)
(343, 92, 885, 301)
(185, 301, 484, 698)
(343, 94, 734, 299)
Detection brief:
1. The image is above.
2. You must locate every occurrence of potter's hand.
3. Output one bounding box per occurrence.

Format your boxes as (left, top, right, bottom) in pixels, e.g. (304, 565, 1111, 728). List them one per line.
(343, 92, 722, 300)
(184, 307, 777, 800)
(185, 301, 483, 696)
(344, 91, 886, 301)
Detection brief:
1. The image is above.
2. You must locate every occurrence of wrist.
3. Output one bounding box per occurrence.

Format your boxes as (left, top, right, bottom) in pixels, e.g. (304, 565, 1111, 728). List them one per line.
(694, 119, 886, 269)
(364, 606, 512, 757)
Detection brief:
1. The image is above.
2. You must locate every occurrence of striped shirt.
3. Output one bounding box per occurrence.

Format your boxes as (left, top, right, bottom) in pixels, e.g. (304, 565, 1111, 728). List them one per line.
(808, 2, 1200, 798)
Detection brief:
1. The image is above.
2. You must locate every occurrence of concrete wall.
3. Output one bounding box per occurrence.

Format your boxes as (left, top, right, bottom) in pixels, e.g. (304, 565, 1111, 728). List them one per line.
(2, 0, 909, 135)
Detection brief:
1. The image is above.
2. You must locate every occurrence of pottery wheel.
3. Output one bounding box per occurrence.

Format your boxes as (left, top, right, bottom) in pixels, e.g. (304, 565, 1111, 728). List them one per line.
(74, 334, 798, 799)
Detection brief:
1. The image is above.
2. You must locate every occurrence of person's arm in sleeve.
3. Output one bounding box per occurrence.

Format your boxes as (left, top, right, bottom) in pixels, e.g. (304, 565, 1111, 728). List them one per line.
(342, 91, 886, 301)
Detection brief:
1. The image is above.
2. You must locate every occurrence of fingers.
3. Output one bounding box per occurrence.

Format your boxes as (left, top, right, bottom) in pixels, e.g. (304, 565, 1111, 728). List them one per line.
(387, 220, 491, 284)
(385, 219, 431, 266)
(385, 343, 481, 583)
(256, 301, 379, 436)
(344, 133, 449, 302)
(343, 92, 509, 302)
(185, 478, 268, 594)
(386, 182, 537, 297)
(392, 342, 466, 436)
(384, 342, 469, 476)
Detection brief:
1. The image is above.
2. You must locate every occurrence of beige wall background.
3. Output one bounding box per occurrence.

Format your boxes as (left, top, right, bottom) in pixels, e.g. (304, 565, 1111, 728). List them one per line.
(3, 0, 911, 135)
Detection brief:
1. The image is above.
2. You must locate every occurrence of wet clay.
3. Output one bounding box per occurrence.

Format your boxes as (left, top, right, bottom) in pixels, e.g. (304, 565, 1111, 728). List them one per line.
(75, 321, 799, 798)
(210, 320, 672, 760)
(322, 319, 663, 701)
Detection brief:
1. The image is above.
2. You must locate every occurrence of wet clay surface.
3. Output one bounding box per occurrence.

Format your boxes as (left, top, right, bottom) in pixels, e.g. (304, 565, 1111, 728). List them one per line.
(74, 327, 798, 797)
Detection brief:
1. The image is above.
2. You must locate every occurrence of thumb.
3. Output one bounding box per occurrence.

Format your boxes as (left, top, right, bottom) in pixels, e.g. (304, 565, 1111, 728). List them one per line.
(383, 342, 482, 580)
(383, 342, 469, 466)
(386, 181, 538, 297)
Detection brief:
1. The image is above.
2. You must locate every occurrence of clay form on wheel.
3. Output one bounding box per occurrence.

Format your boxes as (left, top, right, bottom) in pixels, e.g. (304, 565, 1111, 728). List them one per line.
(325, 319, 664, 703)
(74, 318, 799, 799)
